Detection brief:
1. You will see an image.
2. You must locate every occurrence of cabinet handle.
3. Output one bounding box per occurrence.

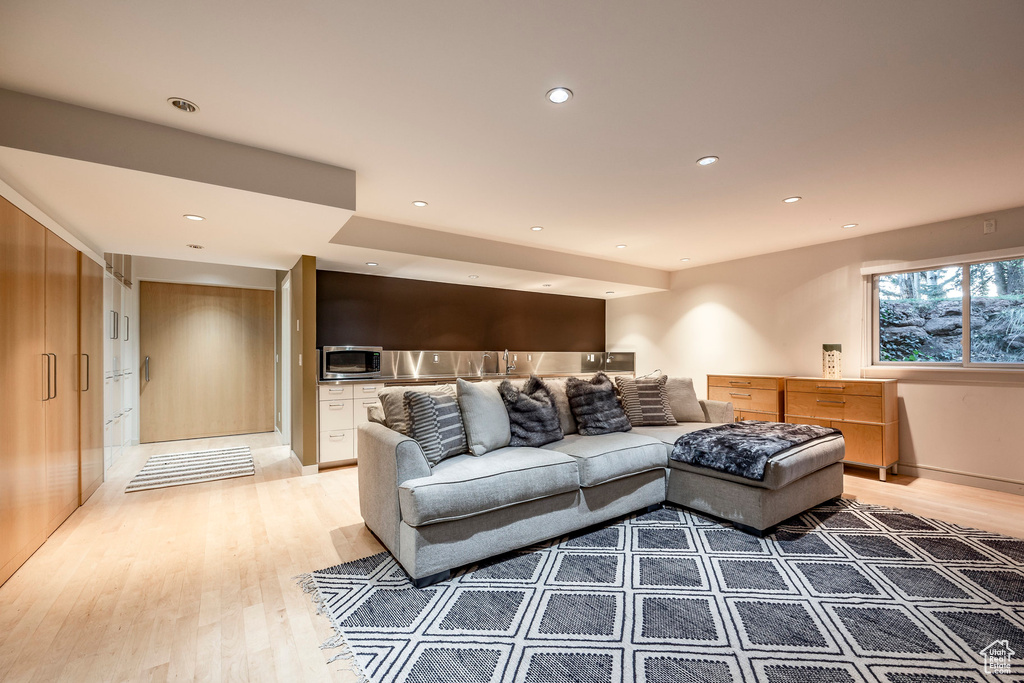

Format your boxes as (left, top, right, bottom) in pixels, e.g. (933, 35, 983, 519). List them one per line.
(328, 403, 346, 410)
(49, 353, 57, 399)
(816, 385, 843, 390)
(817, 399, 845, 405)
(328, 387, 346, 392)
(328, 434, 346, 441)
(362, 401, 376, 406)
(82, 353, 90, 392)
(109, 311, 117, 339)
(728, 392, 751, 397)
(361, 386, 376, 392)
(145, 356, 150, 382)
(42, 354, 50, 401)
(124, 316, 130, 341)
(728, 380, 751, 385)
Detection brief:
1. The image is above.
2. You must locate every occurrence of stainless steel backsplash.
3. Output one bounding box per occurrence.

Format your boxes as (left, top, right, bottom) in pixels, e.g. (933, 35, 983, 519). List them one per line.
(379, 350, 635, 380)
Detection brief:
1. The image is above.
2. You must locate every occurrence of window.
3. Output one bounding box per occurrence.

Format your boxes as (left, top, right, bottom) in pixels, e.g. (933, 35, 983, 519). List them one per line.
(875, 257, 1024, 366)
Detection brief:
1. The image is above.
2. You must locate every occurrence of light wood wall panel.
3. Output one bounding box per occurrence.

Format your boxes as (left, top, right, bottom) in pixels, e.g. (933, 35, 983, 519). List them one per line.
(139, 282, 274, 443)
(0, 196, 48, 586)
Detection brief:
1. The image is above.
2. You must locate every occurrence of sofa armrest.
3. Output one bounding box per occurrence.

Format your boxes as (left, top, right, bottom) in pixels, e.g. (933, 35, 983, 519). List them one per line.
(699, 399, 734, 423)
(357, 423, 431, 560)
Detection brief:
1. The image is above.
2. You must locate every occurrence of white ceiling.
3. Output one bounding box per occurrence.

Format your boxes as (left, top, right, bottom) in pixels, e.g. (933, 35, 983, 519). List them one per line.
(1, 0, 1023, 293)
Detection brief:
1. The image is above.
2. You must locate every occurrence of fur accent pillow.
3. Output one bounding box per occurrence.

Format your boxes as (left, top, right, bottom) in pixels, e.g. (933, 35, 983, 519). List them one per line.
(564, 372, 632, 436)
(498, 376, 564, 447)
(615, 375, 677, 426)
(403, 391, 468, 466)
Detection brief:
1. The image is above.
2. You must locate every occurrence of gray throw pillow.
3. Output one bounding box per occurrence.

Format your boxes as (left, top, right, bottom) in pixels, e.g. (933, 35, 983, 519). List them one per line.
(498, 376, 564, 447)
(540, 377, 578, 435)
(565, 372, 632, 436)
(665, 377, 706, 423)
(378, 384, 455, 435)
(404, 391, 468, 466)
(615, 375, 678, 426)
(456, 378, 512, 455)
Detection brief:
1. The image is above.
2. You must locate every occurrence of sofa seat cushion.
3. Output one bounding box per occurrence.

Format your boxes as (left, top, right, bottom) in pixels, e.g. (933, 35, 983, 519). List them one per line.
(541, 432, 667, 487)
(398, 448, 580, 526)
(666, 432, 845, 490)
(630, 423, 724, 445)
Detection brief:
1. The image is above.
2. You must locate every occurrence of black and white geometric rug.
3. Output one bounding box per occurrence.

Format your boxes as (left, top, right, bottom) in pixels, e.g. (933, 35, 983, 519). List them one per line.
(299, 499, 1024, 683)
(125, 446, 255, 492)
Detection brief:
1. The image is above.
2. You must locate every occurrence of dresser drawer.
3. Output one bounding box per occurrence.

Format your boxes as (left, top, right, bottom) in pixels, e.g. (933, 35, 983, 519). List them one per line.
(319, 399, 354, 431)
(319, 384, 354, 400)
(708, 375, 781, 391)
(320, 430, 355, 463)
(833, 422, 884, 466)
(735, 409, 778, 422)
(709, 385, 779, 413)
(786, 392, 883, 423)
(785, 379, 882, 397)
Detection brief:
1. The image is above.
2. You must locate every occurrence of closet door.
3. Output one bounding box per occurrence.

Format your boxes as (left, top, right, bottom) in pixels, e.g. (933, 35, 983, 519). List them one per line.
(0, 197, 47, 586)
(80, 255, 104, 504)
(44, 231, 80, 535)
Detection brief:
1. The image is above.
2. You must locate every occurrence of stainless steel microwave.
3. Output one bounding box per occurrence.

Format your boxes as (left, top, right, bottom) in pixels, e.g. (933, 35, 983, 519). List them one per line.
(319, 346, 383, 380)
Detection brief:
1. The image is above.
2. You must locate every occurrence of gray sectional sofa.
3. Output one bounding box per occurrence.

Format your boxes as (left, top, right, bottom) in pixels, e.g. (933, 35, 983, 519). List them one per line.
(358, 376, 844, 586)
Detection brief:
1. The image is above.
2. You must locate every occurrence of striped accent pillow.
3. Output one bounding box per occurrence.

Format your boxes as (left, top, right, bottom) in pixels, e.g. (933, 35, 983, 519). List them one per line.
(404, 391, 469, 466)
(615, 375, 678, 426)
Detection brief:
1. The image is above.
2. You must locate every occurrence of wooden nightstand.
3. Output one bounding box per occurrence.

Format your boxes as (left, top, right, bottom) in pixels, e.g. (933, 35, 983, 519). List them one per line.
(707, 374, 787, 422)
(784, 377, 899, 481)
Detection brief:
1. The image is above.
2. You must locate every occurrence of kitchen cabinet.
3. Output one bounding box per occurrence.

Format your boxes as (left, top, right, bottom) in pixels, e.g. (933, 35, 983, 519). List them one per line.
(318, 382, 384, 466)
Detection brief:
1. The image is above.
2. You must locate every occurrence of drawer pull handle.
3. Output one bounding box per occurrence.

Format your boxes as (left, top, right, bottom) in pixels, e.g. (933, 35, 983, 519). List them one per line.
(328, 434, 346, 441)
(361, 386, 376, 392)
(362, 401, 377, 406)
(817, 399, 846, 405)
(729, 392, 752, 397)
(329, 404, 346, 409)
(329, 388, 346, 392)
(816, 385, 844, 390)
(728, 381, 751, 385)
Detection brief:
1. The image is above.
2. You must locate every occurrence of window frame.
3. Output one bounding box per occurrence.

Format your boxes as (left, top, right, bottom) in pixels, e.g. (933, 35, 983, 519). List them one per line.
(868, 250, 1024, 370)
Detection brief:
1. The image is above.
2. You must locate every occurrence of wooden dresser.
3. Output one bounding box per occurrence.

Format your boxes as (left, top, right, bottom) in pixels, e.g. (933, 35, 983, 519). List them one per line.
(707, 374, 787, 422)
(784, 377, 899, 481)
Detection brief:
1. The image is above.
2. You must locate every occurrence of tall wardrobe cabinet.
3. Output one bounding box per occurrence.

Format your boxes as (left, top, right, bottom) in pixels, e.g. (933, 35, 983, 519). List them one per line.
(0, 195, 103, 587)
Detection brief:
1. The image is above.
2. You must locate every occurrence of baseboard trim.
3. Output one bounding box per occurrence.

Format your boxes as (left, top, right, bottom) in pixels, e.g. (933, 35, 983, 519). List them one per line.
(291, 450, 318, 476)
(899, 463, 1024, 496)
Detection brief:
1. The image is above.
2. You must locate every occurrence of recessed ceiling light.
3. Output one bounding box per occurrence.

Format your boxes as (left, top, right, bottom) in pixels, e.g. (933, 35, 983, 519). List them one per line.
(412, 200, 428, 207)
(696, 156, 719, 166)
(679, 257, 691, 262)
(186, 243, 204, 250)
(616, 244, 627, 249)
(542, 284, 552, 287)
(168, 97, 198, 113)
(546, 87, 573, 104)
(783, 196, 802, 203)
(606, 291, 615, 295)
(365, 262, 379, 266)
(183, 214, 205, 221)
(468, 275, 479, 279)
(531, 226, 544, 231)
(842, 223, 858, 229)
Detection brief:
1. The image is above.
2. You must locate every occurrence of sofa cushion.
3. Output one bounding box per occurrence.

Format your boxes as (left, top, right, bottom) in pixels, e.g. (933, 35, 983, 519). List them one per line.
(398, 448, 580, 526)
(457, 378, 513, 455)
(541, 432, 667, 487)
(664, 431, 846, 490)
(629, 423, 724, 444)
(615, 375, 677, 426)
(404, 391, 469, 466)
(541, 378, 578, 435)
(499, 376, 564, 447)
(666, 377, 706, 423)
(378, 384, 455, 435)
(565, 373, 632, 436)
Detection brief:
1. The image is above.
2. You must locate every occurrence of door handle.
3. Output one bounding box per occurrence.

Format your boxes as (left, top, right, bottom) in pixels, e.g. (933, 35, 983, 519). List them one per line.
(145, 356, 150, 382)
(82, 353, 90, 392)
(48, 353, 57, 399)
(42, 354, 50, 401)
(124, 316, 130, 341)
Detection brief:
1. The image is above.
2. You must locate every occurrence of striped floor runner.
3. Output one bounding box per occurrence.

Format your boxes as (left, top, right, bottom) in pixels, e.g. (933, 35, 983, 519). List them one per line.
(125, 446, 255, 493)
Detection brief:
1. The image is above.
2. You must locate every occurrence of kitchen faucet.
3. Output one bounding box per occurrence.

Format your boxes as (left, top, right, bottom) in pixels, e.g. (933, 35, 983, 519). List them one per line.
(503, 349, 516, 375)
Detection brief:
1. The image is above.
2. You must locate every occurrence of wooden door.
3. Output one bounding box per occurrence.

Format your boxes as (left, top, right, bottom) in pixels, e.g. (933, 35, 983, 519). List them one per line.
(0, 197, 48, 586)
(139, 282, 274, 442)
(44, 231, 81, 535)
(79, 255, 104, 504)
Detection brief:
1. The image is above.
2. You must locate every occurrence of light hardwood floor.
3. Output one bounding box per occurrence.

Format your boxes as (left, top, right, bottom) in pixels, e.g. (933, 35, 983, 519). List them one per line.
(2, 436, 1023, 682)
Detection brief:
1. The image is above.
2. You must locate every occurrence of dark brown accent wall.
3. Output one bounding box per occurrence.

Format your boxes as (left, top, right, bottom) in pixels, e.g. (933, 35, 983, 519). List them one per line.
(316, 271, 605, 352)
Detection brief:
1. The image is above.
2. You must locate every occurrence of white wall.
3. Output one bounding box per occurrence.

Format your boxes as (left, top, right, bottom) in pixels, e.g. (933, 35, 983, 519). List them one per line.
(133, 255, 276, 290)
(608, 205, 1024, 495)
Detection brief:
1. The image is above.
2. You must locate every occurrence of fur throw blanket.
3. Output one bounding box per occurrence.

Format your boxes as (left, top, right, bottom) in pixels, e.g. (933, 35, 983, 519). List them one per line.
(564, 372, 632, 436)
(498, 376, 564, 447)
(671, 421, 840, 481)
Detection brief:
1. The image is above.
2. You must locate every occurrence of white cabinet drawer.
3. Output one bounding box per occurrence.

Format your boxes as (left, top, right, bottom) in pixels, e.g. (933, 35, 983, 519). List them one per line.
(320, 430, 355, 462)
(352, 382, 385, 398)
(354, 398, 381, 427)
(319, 384, 353, 400)
(319, 400, 354, 431)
